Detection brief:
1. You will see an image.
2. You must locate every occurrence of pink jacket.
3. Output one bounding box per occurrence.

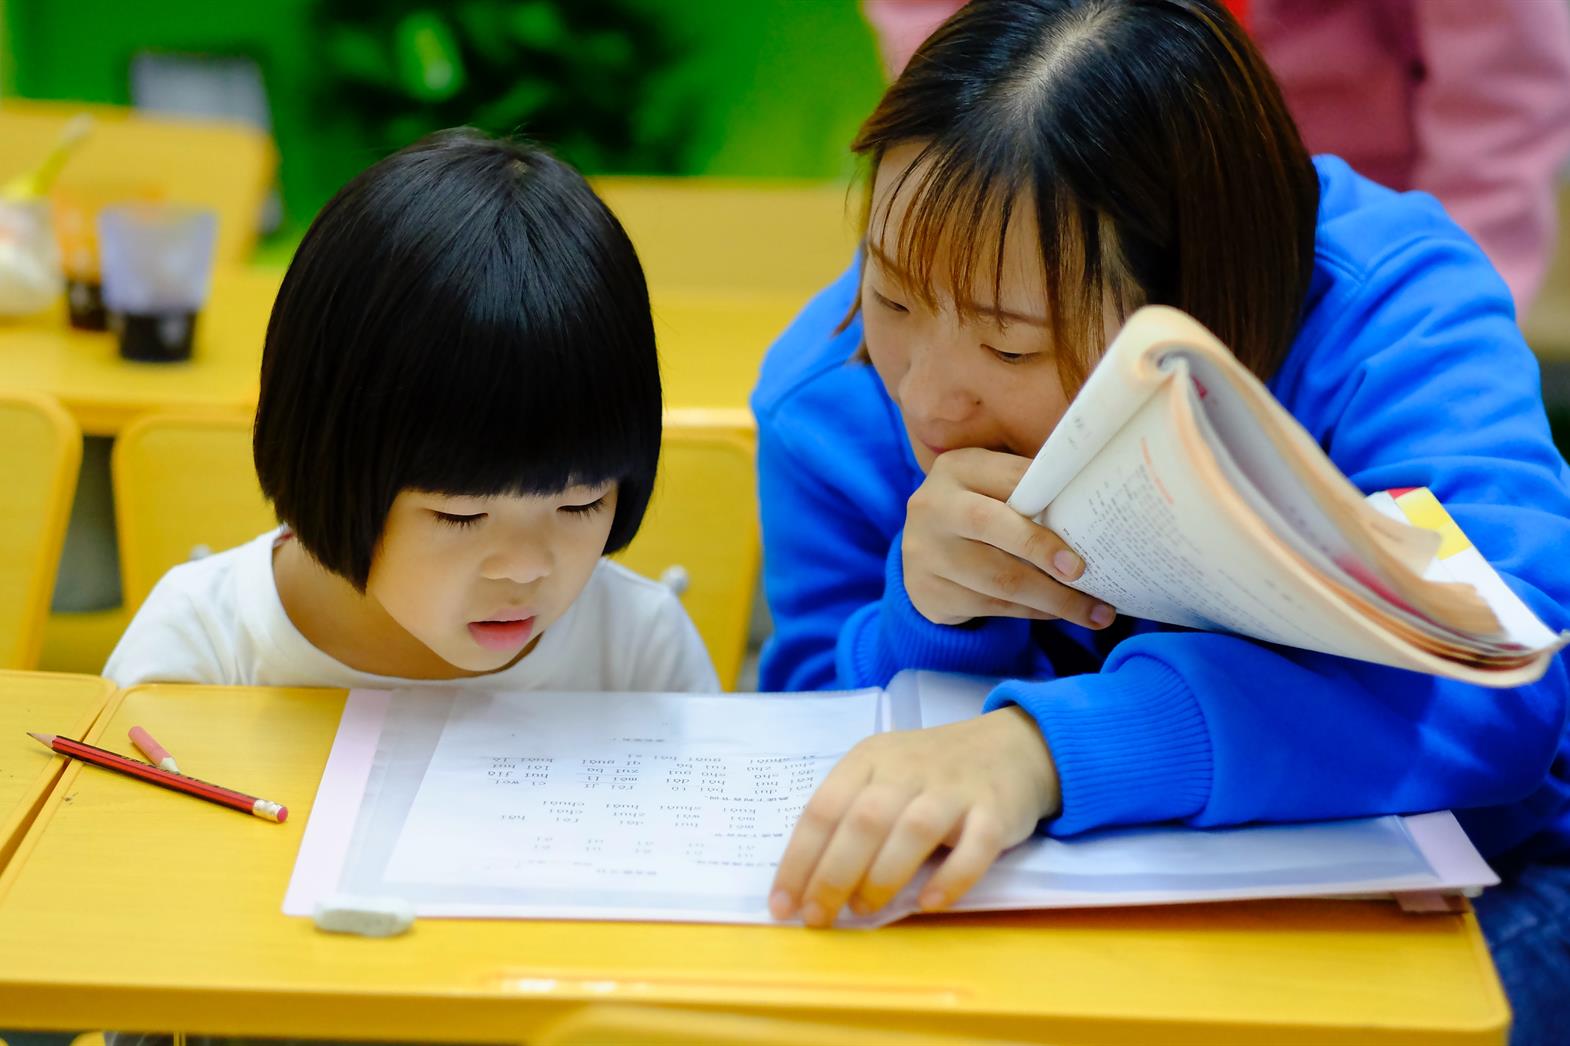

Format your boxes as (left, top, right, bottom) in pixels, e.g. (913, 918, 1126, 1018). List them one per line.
(862, 0, 1570, 311)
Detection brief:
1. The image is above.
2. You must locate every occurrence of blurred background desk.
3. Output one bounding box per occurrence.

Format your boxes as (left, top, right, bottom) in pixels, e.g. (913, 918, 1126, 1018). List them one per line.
(0, 268, 277, 436)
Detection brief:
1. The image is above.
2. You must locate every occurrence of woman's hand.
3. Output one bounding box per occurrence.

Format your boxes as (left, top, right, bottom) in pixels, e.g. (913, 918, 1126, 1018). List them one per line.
(768, 705, 1061, 927)
(903, 447, 1115, 629)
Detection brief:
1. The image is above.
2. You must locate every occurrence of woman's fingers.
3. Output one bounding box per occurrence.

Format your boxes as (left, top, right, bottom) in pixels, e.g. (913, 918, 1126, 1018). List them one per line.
(904, 448, 1116, 629)
(768, 757, 870, 919)
(938, 538, 1113, 629)
(771, 713, 1062, 926)
(796, 782, 916, 926)
(928, 447, 1033, 502)
(911, 574, 1063, 625)
(917, 807, 1010, 912)
(951, 488, 1080, 583)
(851, 793, 965, 914)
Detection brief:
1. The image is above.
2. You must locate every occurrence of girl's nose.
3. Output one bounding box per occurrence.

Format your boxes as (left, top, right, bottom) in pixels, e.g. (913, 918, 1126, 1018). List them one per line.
(481, 536, 552, 584)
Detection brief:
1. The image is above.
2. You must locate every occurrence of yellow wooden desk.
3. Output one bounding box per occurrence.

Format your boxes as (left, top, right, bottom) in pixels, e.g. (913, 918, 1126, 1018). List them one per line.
(0, 268, 280, 437)
(0, 671, 114, 871)
(0, 684, 1508, 1043)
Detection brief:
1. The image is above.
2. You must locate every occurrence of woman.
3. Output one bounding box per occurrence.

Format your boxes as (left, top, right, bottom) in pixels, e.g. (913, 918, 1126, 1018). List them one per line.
(752, 2, 1570, 1039)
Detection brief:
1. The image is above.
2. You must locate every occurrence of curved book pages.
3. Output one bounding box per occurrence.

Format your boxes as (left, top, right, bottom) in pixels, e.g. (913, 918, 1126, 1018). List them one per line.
(1006, 306, 1567, 687)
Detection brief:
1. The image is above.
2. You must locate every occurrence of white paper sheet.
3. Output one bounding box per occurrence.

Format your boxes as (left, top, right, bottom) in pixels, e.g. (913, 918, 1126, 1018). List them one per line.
(287, 687, 886, 921)
(284, 673, 1498, 926)
(384, 689, 875, 896)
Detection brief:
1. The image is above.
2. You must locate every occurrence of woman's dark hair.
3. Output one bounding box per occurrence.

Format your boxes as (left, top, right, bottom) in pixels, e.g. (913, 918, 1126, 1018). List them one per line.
(254, 128, 661, 590)
(853, 0, 1318, 391)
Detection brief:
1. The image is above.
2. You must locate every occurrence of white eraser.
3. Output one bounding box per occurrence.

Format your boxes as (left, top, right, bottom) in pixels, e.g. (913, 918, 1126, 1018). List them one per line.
(312, 893, 415, 937)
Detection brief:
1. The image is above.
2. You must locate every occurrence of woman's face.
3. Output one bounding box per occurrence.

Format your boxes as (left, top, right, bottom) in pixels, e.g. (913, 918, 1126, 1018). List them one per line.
(862, 143, 1083, 473)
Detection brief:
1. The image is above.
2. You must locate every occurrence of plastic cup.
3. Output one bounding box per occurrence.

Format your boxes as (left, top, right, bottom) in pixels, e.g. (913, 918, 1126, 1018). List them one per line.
(0, 199, 64, 318)
(51, 181, 164, 330)
(98, 203, 217, 362)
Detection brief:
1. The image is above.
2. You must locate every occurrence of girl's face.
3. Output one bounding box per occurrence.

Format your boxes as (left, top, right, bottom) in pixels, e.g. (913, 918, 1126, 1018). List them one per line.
(862, 143, 1081, 473)
(366, 483, 617, 672)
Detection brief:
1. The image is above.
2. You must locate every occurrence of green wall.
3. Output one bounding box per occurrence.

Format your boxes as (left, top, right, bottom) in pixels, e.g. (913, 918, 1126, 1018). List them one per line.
(2, 0, 885, 247)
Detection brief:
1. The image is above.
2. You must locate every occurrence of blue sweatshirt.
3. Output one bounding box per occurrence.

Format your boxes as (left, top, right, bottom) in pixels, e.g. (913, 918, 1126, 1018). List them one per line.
(751, 157, 1570, 863)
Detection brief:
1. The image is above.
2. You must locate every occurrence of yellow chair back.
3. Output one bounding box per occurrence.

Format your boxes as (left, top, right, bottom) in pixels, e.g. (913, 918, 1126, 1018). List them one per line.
(0, 391, 81, 668)
(113, 410, 760, 688)
(615, 410, 760, 689)
(112, 411, 272, 612)
(0, 99, 277, 267)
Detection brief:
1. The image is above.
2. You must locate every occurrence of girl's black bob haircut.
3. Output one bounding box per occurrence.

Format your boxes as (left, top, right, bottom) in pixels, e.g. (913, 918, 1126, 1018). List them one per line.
(254, 128, 661, 591)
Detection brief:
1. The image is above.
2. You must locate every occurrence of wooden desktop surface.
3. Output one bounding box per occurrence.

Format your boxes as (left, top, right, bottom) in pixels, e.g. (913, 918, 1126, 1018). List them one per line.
(0, 682, 1508, 1043)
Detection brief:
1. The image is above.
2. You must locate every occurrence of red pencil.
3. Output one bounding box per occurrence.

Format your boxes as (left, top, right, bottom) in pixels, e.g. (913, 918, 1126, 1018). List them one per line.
(28, 731, 287, 823)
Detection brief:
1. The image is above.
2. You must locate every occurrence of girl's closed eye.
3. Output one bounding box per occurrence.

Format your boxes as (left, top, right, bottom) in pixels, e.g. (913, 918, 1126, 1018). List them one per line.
(434, 511, 485, 528)
(560, 494, 609, 516)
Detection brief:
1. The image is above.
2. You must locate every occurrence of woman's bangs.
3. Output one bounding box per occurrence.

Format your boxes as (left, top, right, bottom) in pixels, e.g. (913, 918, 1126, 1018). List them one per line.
(867, 139, 1030, 327)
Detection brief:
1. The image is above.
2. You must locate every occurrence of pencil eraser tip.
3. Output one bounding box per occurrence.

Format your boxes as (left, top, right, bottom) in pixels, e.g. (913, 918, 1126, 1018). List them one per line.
(276, 806, 288, 823)
(312, 894, 415, 937)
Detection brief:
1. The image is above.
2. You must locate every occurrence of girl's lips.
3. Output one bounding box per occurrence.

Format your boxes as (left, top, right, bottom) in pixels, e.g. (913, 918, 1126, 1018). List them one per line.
(468, 617, 535, 651)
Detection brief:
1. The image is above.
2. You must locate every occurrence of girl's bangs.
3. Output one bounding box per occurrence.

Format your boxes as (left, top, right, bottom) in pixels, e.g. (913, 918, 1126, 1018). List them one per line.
(388, 281, 657, 502)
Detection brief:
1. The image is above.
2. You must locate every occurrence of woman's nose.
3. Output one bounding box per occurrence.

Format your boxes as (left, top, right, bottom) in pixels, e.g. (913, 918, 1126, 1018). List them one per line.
(899, 338, 978, 425)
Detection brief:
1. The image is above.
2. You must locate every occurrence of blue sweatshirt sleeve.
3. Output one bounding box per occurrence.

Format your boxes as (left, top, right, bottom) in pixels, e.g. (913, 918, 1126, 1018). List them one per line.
(987, 231, 1570, 855)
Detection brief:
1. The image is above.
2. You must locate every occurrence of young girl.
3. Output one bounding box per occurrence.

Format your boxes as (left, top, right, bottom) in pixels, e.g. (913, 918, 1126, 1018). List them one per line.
(753, 0, 1570, 1036)
(105, 128, 718, 695)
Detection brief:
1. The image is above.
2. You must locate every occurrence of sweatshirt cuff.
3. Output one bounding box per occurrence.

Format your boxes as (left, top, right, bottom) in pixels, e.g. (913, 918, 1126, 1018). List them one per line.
(985, 656, 1212, 836)
(835, 532, 1033, 688)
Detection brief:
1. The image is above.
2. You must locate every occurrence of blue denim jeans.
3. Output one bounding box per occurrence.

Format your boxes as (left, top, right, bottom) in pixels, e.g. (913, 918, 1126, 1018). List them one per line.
(1474, 861, 1570, 1046)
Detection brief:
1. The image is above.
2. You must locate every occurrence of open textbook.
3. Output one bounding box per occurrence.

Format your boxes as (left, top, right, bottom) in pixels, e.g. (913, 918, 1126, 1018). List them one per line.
(285, 673, 1497, 927)
(1007, 306, 1568, 687)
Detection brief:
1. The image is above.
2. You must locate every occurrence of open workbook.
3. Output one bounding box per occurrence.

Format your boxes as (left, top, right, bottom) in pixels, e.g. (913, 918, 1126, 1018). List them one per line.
(285, 673, 1497, 927)
(1008, 306, 1567, 686)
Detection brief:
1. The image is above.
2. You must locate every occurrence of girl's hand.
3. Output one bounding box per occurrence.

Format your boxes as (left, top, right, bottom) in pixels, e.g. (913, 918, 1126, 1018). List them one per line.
(768, 706, 1061, 927)
(903, 448, 1114, 630)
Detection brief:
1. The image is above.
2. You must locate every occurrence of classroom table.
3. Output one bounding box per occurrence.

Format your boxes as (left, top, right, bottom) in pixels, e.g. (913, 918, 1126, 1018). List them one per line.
(0, 683, 1509, 1043)
(0, 671, 115, 870)
(0, 268, 279, 437)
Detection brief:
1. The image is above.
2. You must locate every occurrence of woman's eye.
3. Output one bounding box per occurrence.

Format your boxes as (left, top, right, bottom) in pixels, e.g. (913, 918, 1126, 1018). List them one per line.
(561, 496, 608, 516)
(434, 512, 485, 528)
(871, 289, 908, 314)
(987, 346, 1029, 365)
